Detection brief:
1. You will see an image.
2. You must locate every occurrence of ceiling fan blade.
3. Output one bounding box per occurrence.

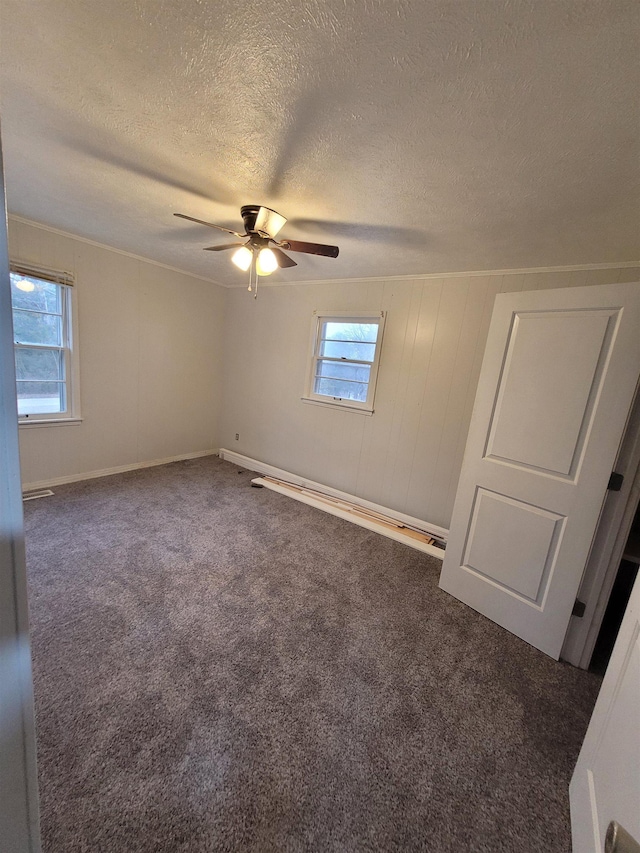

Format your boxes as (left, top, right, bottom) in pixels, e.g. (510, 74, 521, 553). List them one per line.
(203, 243, 245, 252)
(279, 239, 339, 258)
(254, 206, 287, 238)
(271, 248, 297, 268)
(174, 213, 246, 238)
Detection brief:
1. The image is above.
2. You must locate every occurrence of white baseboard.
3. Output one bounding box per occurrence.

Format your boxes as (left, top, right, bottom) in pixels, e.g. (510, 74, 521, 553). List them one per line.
(22, 449, 219, 493)
(219, 448, 449, 542)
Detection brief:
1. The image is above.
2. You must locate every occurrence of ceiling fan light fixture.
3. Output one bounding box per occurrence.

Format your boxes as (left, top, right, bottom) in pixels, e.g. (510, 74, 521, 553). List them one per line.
(15, 277, 35, 292)
(231, 245, 253, 271)
(256, 247, 278, 276)
(175, 206, 339, 295)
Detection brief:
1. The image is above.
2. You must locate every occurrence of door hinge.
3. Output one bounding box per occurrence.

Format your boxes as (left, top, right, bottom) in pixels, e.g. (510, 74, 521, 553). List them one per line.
(608, 472, 624, 491)
(572, 599, 586, 618)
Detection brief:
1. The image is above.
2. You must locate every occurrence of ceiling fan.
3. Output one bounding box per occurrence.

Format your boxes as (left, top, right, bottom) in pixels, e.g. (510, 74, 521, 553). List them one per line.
(174, 205, 339, 294)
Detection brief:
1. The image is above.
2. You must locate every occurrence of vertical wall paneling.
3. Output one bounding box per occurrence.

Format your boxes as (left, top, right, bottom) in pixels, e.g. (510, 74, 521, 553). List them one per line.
(384, 280, 443, 512)
(220, 266, 639, 530)
(425, 275, 490, 521)
(402, 279, 470, 523)
(616, 267, 640, 283)
(353, 280, 414, 502)
(380, 280, 424, 505)
(500, 273, 524, 293)
(9, 219, 225, 487)
(584, 267, 627, 287)
(11, 215, 638, 524)
(443, 275, 504, 518)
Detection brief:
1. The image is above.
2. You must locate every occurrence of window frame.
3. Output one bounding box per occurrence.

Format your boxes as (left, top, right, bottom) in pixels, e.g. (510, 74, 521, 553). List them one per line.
(10, 262, 81, 426)
(303, 310, 386, 414)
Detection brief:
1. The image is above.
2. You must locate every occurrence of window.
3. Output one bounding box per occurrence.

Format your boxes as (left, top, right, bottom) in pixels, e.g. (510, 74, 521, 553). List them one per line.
(303, 311, 386, 413)
(10, 263, 79, 422)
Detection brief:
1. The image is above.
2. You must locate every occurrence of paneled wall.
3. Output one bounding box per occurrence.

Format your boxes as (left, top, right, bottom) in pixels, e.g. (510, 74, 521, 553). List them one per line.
(219, 266, 640, 529)
(9, 214, 638, 522)
(9, 218, 226, 487)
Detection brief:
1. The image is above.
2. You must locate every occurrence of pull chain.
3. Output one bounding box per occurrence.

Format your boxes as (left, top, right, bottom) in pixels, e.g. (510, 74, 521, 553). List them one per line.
(247, 253, 258, 298)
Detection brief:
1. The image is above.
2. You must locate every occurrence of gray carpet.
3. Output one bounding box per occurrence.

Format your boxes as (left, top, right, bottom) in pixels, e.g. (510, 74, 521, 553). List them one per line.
(24, 456, 601, 852)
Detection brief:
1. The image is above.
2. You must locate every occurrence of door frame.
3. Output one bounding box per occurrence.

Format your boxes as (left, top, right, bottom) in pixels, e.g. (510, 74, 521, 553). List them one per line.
(0, 126, 42, 850)
(561, 383, 640, 668)
(569, 568, 640, 852)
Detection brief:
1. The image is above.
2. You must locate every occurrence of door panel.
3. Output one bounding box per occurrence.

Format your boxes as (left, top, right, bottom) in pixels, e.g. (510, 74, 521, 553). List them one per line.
(440, 283, 640, 659)
(570, 575, 640, 852)
(485, 310, 618, 477)
(463, 489, 564, 604)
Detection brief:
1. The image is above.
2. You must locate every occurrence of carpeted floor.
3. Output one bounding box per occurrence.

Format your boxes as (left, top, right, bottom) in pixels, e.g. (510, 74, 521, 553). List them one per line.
(24, 456, 601, 852)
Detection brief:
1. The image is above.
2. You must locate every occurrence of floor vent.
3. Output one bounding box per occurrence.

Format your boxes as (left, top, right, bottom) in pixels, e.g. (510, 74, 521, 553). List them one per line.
(22, 489, 55, 502)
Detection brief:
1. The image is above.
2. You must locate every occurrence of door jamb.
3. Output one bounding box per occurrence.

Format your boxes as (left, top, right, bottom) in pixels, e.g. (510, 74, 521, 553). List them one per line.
(561, 384, 640, 668)
(0, 127, 42, 848)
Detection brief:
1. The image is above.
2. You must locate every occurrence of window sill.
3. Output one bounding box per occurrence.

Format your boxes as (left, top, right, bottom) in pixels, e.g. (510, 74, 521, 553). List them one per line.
(19, 417, 83, 428)
(301, 397, 374, 416)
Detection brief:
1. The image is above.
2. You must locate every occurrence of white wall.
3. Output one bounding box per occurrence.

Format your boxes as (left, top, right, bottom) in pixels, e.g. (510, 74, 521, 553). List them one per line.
(9, 218, 226, 488)
(219, 266, 640, 530)
(10, 216, 638, 524)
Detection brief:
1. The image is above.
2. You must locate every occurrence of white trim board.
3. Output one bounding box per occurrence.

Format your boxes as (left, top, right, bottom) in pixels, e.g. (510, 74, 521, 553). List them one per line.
(255, 477, 445, 560)
(21, 449, 219, 492)
(10, 216, 638, 292)
(8, 215, 225, 288)
(219, 448, 449, 542)
(224, 261, 640, 289)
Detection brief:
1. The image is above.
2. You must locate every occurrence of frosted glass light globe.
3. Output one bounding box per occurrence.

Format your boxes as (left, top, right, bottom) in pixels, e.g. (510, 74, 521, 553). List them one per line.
(231, 246, 253, 271)
(256, 248, 278, 276)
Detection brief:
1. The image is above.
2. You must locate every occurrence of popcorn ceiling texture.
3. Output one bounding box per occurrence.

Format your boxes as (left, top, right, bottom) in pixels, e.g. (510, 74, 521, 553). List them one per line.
(1, 0, 638, 285)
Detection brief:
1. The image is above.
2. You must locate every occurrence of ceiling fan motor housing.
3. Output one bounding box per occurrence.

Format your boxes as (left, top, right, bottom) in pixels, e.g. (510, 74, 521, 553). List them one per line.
(240, 205, 261, 234)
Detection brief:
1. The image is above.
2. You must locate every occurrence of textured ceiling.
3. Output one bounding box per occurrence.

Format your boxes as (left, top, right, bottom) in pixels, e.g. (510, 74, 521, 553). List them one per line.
(1, 0, 638, 286)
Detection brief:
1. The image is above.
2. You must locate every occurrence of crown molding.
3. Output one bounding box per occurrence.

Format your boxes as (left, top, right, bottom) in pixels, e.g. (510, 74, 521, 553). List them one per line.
(9, 215, 638, 290)
(233, 260, 640, 289)
(7, 214, 226, 288)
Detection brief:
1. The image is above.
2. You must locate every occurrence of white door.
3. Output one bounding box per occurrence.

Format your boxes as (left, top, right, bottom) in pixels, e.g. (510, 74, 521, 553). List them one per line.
(570, 574, 640, 852)
(0, 134, 41, 848)
(439, 282, 640, 659)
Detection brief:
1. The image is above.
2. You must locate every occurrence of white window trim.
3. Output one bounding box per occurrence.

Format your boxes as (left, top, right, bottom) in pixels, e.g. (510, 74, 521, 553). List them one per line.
(10, 261, 81, 426)
(302, 310, 386, 414)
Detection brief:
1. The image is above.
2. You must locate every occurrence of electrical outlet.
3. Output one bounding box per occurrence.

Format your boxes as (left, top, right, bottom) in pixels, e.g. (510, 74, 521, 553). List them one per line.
(235, 433, 239, 441)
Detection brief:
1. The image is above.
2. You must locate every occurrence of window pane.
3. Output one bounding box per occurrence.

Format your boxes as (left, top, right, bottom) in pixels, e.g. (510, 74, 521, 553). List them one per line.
(314, 377, 369, 402)
(10, 274, 61, 313)
(13, 310, 62, 346)
(319, 340, 376, 362)
(322, 322, 379, 343)
(16, 381, 65, 415)
(15, 348, 64, 382)
(316, 360, 371, 383)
